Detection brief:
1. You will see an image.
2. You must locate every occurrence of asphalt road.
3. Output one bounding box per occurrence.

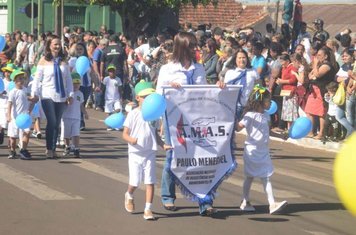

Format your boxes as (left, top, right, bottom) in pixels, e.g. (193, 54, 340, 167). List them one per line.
(0, 109, 355, 235)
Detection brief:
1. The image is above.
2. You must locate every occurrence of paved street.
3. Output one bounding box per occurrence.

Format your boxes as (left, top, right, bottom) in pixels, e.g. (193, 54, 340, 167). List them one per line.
(0, 109, 355, 235)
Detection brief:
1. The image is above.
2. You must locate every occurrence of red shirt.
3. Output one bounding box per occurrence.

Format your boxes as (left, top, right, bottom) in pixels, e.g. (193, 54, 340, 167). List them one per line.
(281, 63, 298, 90)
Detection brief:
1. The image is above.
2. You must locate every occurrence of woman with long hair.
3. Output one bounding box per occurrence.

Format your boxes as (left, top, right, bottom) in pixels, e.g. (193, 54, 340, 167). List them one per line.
(305, 46, 338, 139)
(31, 35, 73, 158)
(203, 38, 219, 84)
(156, 32, 219, 216)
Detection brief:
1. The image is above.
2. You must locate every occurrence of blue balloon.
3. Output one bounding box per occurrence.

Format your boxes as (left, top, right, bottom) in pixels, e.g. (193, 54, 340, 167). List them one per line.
(8, 81, 15, 91)
(0, 35, 5, 52)
(32, 102, 40, 116)
(142, 93, 166, 121)
(104, 112, 125, 129)
(289, 117, 312, 139)
(265, 100, 278, 115)
(15, 113, 32, 129)
(75, 56, 90, 77)
(0, 79, 4, 93)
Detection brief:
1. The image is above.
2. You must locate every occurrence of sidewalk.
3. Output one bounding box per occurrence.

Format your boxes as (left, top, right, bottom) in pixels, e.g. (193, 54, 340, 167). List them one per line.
(238, 130, 341, 153)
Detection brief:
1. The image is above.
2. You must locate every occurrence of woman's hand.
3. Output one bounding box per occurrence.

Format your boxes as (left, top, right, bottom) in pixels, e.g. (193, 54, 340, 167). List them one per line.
(163, 144, 173, 151)
(216, 80, 226, 89)
(67, 97, 73, 105)
(170, 82, 181, 89)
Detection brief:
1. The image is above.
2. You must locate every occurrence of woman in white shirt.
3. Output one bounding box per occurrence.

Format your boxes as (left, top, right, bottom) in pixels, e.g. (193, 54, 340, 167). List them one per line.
(222, 48, 259, 120)
(157, 32, 220, 216)
(32, 35, 73, 158)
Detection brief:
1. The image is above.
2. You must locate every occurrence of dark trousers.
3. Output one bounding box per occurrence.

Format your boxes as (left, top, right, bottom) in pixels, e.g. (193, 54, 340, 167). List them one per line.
(41, 99, 67, 150)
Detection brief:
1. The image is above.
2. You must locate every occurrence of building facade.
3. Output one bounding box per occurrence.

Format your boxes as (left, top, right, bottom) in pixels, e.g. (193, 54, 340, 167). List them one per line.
(0, 0, 122, 35)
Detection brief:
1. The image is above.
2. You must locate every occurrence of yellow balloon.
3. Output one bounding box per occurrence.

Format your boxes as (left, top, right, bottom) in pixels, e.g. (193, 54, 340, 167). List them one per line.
(334, 133, 356, 216)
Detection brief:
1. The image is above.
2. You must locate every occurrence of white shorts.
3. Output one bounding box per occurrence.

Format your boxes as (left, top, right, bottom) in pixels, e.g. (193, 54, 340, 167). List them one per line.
(128, 151, 156, 187)
(61, 118, 80, 138)
(0, 108, 8, 129)
(105, 100, 122, 113)
(7, 120, 30, 138)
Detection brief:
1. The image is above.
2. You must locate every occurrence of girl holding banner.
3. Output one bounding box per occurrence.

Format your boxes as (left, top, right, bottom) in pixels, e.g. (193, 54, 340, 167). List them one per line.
(156, 32, 217, 216)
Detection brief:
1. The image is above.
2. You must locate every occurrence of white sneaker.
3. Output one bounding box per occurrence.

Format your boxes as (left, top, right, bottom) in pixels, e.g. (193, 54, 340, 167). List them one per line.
(269, 201, 288, 214)
(240, 200, 256, 212)
(143, 209, 155, 220)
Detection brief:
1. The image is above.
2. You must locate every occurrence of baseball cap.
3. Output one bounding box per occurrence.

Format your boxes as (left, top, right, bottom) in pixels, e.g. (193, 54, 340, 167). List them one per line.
(71, 72, 81, 84)
(10, 69, 25, 81)
(106, 64, 116, 72)
(134, 80, 155, 97)
(1, 63, 16, 73)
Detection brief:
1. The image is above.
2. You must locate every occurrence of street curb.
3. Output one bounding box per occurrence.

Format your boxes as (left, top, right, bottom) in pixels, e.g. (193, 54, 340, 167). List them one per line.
(236, 130, 341, 153)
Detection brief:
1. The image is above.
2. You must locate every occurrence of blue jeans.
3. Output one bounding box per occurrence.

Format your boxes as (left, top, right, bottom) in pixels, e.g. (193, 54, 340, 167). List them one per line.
(346, 94, 356, 128)
(80, 86, 92, 128)
(335, 105, 354, 137)
(160, 116, 213, 214)
(41, 99, 66, 150)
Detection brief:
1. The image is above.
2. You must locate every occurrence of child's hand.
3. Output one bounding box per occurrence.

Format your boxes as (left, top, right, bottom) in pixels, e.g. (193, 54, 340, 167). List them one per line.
(95, 87, 101, 92)
(130, 138, 138, 145)
(163, 144, 173, 151)
(67, 97, 73, 105)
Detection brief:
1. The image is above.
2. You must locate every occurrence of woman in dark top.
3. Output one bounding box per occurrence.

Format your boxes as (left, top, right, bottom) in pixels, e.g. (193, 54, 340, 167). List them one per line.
(203, 38, 219, 84)
(305, 46, 338, 139)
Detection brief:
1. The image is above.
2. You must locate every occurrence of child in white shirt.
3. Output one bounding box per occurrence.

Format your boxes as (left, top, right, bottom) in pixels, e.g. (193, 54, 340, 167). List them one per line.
(122, 80, 171, 220)
(7, 70, 35, 160)
(236, 85, 287, 215)
(61, 73, 88, 158)
(0, 64, 14, 144)
(102, 64, 122, 130)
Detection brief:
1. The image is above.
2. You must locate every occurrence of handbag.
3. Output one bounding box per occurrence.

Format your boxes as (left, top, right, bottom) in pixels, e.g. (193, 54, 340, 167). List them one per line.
(333, 81, 346, 106)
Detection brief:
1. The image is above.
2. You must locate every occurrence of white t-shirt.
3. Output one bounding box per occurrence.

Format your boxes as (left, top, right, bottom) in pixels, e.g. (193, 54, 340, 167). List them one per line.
(102, 76, 122, 101)
(156, 61, 207, 95)
(32, 64, 73, 102)
(8, 87, 29, 119)
(0, 79, 11, 109)
(123, 108, 158, 153)
(224, 68, 259, 106)
(62, 90, 84, 120)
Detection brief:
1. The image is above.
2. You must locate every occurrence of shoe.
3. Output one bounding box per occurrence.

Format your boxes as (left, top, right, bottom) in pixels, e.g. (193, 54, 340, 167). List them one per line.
(163, 203, 176, 211)
(240, 200, 256, 212)
(63, 146, 71, 157)
(201, 206, 217, 216)
(31, 131, 37, 138)
(107, 128, 113, 131)
(73, 149, 80, 158)
(143, 209, 155, 220)
(95, 107, 103, 112)
(56, 140, 65, 149)
(269, 201, 288, 214)
(8, 150, 17, 159)
(46, 150, 58, 159)
(272, 127, 285, 133)
(0, 128, 4, 144)
(125, 193, 135, 213)
(19, 149, 32, 160)
(80, 126, 85, 131)
(36, 132, 42, 139)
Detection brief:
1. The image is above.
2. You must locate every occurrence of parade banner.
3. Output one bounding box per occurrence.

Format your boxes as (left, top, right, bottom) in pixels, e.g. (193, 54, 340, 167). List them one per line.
(163, 85, 241, 201)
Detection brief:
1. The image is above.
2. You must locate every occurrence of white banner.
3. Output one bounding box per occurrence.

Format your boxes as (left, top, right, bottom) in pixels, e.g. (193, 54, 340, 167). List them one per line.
(163, 85, 241, 200)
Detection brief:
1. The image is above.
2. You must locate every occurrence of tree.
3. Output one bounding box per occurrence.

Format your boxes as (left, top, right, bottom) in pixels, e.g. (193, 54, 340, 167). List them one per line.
(53, 0, 219, 39)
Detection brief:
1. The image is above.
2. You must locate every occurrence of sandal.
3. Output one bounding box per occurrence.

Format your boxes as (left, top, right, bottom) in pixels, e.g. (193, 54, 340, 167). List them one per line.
(313, 135, 322, 140)
(201, 207, 217, 216)
(163, 203, 177, 211)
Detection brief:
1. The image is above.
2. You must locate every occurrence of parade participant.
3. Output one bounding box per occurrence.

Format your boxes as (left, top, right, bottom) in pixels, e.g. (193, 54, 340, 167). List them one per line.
(156, 32, 217, 216)
(222, 48, 259, 121)
(122, 81, 171, 220)
(236, 85, 287, 214)
(7, 70, 33, 160)
(102, 64, 123, 130)
(31, 35, 73, 159)
(0, 64, 15, 144)
(62, 73, 88, 158)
